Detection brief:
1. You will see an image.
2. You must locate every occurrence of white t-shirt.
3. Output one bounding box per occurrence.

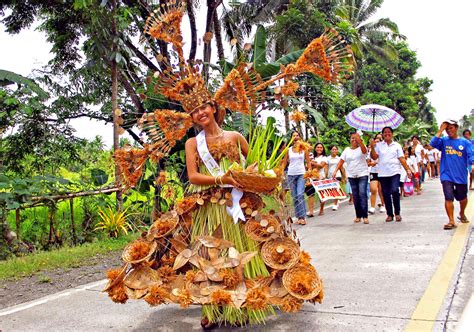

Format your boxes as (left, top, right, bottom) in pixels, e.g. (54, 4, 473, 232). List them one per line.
(287, 148, 305, 175)
(433, 148, 441, 160)
(327, 155, 342, 178)
(340, 147, 369, 178)
(399, 162, 408, 182)
(427, 149, 435, 162)
(313, 155, 328, 179)
(414, 144, 424, 163)
(374, 141, 404, 177)
(422, 148, 428, 164)
(408, 156, 419, 173)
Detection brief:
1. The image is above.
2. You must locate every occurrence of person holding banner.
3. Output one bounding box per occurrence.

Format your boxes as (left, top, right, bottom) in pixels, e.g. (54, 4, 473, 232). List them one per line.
(370, 127, 412, 222)
(332, 132, 370, 224)
(306, 143, 328, 216)
(326, 145, 347, 210)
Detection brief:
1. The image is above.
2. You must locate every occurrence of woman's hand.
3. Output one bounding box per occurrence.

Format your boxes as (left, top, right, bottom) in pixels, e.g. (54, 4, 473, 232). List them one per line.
(221, 173, 243, 189)
(406, 169, 413, 179)
(331, 171, 337, 179)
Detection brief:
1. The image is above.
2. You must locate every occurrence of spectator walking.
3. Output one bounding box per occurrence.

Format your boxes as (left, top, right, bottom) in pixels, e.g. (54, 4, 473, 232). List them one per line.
(326, 145, 346, 211)
(412, 136, 426, 185)
(370, 127, 412, 222)
(368, 134, 386, 214)
(282, 132, 312, 225)
(407, 146, 421, 195)
(332, 132, 370, 224)
(431, 120, 473, 229)
(306, 143, 328, 216)
(462, 129, 474, 189)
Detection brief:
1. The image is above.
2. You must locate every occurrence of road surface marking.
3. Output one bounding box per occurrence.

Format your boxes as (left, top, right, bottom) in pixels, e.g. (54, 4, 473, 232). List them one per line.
(405, 194, 473, 331)
(0, 279, 107, 317)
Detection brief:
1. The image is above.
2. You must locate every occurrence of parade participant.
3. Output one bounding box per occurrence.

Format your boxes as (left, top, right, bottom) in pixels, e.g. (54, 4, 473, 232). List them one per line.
(307, 143, 327, 216)
(368, 135, 385, 214)
(412, 136, 426, 186)
(425, 145, 437, 180)
(326, 145, 346, 211)
(407, 147, 421, 195)
(101, 4, 356, 326)
(282, 132, 312, 225)
(431, 120, 473, 229)
(332, 132, 370, 224)
(462, 129, 474, 189)
(370, 127, 412, 222)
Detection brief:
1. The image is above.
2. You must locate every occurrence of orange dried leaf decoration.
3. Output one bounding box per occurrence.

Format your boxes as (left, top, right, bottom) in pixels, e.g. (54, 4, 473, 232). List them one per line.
(143, 1, 185, 57)
(106, 268, 122, 281)
(214, 64, 265, 115)
(293, 140, 312, 153)
(157, 266, 177, 283)
(290, 110, 306, 123)
(281, 80, 299, 97)
(128, 241, 152, 262)
(271, 248, 292, 264)
(245, 288, 268, 310)
(288, 270, 317, 296)
(295, 38, 331, 81)
(105, 268, 128, 304)
(175, 288, 193, 308)
(219, 269, 240, 289)
(156, 171, 167, 185)
(280, 295, 303, 313)
(176, 196, 198, 215)
(114, 147, 150, 188)
(144, 284, 168, 306)
(185, 270, 197, 283)
(299, 251, 312, 266)
(210, 289, 232, 305)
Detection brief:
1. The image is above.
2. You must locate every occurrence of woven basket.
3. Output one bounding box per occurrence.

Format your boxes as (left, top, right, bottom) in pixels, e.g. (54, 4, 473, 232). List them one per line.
(261, 237, 300, 270)
(230, 169, 282, 193)
(282, 264, 323, 300)
(148, 211, 179, 239)
(244, 215, 281, 242)
(122, 239, 157, 264)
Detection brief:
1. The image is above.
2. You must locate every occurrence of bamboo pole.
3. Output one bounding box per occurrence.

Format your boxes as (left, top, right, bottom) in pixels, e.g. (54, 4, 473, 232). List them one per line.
(15, 208, 20, 242)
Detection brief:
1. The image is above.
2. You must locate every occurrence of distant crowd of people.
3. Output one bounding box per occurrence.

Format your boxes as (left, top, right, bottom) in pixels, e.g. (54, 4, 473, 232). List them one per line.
(283, 119, 473, 229)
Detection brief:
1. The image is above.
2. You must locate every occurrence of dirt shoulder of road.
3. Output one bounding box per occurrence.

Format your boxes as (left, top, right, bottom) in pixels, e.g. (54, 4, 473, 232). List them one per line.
(0, 251, 122, 309)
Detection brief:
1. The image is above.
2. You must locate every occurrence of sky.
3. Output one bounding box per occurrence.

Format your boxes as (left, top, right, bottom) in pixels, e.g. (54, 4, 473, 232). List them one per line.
(1, 0, 473, 147)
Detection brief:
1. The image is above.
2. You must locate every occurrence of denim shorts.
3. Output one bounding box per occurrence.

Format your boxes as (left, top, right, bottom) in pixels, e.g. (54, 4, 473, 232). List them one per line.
(441, 181, 467, 201)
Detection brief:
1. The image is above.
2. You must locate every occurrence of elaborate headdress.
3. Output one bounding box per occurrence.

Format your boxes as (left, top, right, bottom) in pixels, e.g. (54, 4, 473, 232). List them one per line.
(115, 0, 355, 188)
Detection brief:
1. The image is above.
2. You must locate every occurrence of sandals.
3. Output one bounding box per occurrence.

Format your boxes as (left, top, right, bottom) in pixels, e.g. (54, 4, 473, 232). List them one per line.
(443, 223, 457, 230)
(353, 218, 361, 223)
(395, 215, 402, 222)
(296, 218, 307, 225)
(306, 213, 314, 218)
(457, 216, 470, 223)
(385, 216, 393, 222)
(363, 218, 369, 224)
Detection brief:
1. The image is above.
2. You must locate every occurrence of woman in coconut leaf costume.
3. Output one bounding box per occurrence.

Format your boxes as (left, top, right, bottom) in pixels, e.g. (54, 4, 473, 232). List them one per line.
(105, 0, 354, 328)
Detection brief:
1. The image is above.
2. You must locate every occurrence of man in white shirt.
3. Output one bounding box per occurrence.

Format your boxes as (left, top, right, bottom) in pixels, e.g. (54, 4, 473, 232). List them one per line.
(371, 127, 412, 222)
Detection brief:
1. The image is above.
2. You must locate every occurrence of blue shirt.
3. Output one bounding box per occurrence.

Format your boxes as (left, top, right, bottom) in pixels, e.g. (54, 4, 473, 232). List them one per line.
(430, 136, 474, 184)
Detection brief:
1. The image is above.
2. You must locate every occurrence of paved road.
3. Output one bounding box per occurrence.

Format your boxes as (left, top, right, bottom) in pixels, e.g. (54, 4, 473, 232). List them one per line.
(1, 180, 473, 331)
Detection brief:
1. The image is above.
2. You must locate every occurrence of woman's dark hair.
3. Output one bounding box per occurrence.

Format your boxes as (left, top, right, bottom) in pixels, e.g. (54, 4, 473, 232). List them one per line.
(314, 142, 326, 156)
(411, 135, 419, 140)
(407, 146, 414, 156)
(463, 129, 471, 136)
(329, 145, 339, 151)
(381, 126, 393, 134)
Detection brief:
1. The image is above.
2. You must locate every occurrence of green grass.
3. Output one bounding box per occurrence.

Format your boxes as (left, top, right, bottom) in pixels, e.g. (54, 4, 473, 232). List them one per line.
(0, 234, 138, 281)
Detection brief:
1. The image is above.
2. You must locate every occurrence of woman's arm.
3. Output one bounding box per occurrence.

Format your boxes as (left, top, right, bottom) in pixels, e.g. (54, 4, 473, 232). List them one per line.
(305, 151, 312, 170)
(185, 138, 242, 188)
(332, 159, 345, 179)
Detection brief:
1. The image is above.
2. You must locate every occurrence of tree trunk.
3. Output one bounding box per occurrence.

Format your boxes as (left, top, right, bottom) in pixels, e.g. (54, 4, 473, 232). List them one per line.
(202, 0, 217, 81)
(186, 0, 197, 62)
(112, 0, 123, 210)
(15, 208, 20, 242)
(213, 10, 225, 63)
(48, 206, 56, 245)
(70, 199, 77, 245)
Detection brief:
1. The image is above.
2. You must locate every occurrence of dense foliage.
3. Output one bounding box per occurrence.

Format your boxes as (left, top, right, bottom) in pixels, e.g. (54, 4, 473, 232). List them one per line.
(0, 0, 449, 257)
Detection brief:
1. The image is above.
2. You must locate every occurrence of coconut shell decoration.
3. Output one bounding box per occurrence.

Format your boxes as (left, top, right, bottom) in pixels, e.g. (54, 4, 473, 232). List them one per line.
(261, 237, 300, 270)
(244, 214, 281, 242)
(122, 239, 157, 265)
(282, 264, 323, 300)
(148, 210, 179, 239)
(123, 265, 162, 299)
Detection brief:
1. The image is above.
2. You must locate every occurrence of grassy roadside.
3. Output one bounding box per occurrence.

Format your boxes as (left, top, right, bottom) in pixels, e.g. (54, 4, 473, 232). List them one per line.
(0, 234, 138, 281)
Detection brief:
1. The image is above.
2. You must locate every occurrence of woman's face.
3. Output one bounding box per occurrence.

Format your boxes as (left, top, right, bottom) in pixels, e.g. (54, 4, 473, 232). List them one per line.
(315, 144, 323, 156)
(350, 134, 358, 147)
(292, 132, 300, 142)
(404, 151, 409, 158)
(331, 146, 338, 156)
(191, 103, 216, 127)
(382, 128, 393, 141)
